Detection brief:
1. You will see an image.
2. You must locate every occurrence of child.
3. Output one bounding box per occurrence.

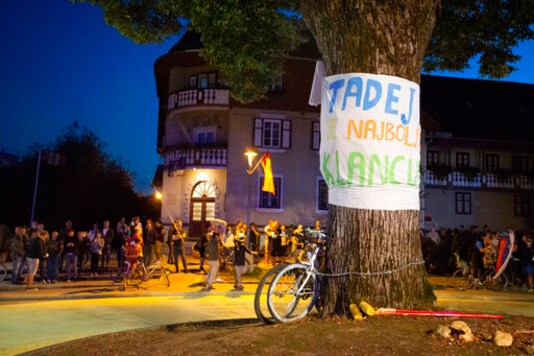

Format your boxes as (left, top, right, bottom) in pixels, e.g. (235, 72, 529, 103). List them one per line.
(233, 235, 255, 290)
(125, 237, 142, 279)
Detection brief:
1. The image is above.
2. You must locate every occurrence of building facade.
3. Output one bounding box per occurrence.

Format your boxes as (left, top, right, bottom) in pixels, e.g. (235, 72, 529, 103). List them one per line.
(154, 32, 534, 237)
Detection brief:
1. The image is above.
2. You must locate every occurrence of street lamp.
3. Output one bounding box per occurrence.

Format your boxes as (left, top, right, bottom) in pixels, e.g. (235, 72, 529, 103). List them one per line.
(244, 150, 258, 248)
(244, 150, 258, 173)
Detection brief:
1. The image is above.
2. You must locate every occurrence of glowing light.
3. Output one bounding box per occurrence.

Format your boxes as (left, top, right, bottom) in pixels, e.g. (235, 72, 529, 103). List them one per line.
(196, 172, 209, 182)
(155, 191, 163, 200)
(244, 150, 257, 169)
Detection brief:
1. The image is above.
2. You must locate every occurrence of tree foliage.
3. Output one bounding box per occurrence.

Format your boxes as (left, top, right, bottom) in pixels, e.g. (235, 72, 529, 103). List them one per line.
(0, 122, 160, 230)
(75, 0, 533, 102)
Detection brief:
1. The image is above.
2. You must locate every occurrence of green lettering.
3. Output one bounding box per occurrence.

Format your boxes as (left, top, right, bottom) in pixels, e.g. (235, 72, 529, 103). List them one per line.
(347, 152, 366, 186)
(368, 154, 389, 186)
(321, 153, 335, 186)
(388, 155, 404, 184)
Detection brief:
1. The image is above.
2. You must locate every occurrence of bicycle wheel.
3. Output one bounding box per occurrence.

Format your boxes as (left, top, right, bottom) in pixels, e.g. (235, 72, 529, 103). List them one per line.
(267, 263, 317, 323)
(489, 270, 508, 291)
(451, 268, 472, 290)
(254, 263, 288, 325)
(0, 263, 7, 282)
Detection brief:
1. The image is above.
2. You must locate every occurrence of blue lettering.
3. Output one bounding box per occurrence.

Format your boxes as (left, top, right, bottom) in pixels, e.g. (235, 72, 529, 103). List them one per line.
(363, 79, 382, 111)
(342, 77, 363, 111)
(328, 79, 345, 113)
(401, 87, 416, 125)
(385, 83, 400, 115)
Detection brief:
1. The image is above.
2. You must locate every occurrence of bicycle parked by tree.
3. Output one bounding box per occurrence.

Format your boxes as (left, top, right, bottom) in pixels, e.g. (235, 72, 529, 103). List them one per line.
(255, 229, 328, 324)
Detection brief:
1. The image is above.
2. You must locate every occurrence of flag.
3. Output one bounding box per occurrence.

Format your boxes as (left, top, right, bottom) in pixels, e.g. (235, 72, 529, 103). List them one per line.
(260, 152, 275, 195)
(42, 151, 67, 167)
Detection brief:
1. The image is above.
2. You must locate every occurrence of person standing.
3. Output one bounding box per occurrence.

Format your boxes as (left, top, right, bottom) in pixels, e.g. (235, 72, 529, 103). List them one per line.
(248, 223, 260, 252)
(63, 230, 79, 282)
(26, 228, 46, 290)
(89, 232, 105, 277)
(169, 220, 188, 273)
(10, 226, 27, 285)
(143, 219, 156, 265)
(101, 220, 115, 270)
(521, 235, 534, 293)
(59, 220, 74, 272)
(46, 231, 63, 283)
(203, 223, 221, 290)
(233, 235, 255, 290)
(154, 221, 165, 261)
(34, 224, 49, 283)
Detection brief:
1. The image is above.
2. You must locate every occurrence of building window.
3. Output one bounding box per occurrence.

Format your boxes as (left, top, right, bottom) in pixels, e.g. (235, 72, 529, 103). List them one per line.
(189, 71, 218, 89)
(312, 121, 320, 151)
(456, 152, 470, 169)
(254, 117, 291, 149)
(512, 156, 531, 172)
(193, 127, 216, 144)
(259, 176, 282, 209)
(515, 195, 530, 217)
(427, 150, 439, 167)
(317, 178, 328, 212)
(485, 154, 500, 173)
(455, 192, 471, 215)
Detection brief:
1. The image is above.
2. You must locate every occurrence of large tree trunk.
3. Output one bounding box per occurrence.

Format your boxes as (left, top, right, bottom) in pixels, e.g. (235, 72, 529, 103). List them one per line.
(301, 0, 439, 314)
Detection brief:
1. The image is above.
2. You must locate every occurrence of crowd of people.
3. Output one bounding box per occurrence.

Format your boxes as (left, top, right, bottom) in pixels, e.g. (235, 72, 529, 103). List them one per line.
(422, 225, 534, 292)
(2, 218, 532, 293)
(0, 217, 169, 290)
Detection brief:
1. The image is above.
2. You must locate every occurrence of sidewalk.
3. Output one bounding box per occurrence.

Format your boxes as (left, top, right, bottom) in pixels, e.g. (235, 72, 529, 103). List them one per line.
(1, 260, 534, 304)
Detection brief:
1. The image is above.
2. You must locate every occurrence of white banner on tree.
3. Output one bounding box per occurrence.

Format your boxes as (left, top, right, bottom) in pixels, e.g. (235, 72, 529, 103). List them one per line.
(320, 73, 421, 211)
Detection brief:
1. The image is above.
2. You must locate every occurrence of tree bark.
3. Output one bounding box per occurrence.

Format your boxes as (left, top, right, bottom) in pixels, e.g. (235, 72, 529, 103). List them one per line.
(300, 0, 439, 314)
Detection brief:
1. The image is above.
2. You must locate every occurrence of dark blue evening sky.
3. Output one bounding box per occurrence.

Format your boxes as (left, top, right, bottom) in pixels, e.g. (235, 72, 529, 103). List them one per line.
(1, 0, 533, 194)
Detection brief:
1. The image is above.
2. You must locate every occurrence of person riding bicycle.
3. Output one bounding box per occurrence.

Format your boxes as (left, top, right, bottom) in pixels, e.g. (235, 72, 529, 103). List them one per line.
(125, 236, 142, 279)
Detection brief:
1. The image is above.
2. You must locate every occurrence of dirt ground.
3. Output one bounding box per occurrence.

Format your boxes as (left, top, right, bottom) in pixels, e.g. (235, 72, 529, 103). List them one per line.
(32, 314, 534, 355)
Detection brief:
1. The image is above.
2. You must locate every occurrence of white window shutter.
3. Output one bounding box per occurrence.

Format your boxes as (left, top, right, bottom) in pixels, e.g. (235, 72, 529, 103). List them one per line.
(254, 118, 263, 147)
(282, 120, 291, 149)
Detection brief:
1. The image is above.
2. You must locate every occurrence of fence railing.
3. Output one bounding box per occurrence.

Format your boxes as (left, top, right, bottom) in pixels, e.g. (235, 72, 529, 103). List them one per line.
(423, 171, 534, 190)
(167, 89, 230, 111)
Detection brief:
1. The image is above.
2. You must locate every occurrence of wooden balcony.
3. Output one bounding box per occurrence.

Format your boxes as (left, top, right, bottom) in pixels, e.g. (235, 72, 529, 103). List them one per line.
(167, 89, 230, 111)
(165, 145, 228, 174)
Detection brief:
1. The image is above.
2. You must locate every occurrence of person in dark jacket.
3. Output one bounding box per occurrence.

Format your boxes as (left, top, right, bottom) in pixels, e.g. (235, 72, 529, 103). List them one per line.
(46, 231, 63, 283)
(63, 230, 79, 282)
(203, 223, 222, 290)
(233, 235, 256, 290)
(26, 230, 46, 290)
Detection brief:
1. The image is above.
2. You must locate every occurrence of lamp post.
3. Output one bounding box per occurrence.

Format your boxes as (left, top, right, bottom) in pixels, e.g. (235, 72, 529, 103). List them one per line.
(244, 150, 258, 246)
